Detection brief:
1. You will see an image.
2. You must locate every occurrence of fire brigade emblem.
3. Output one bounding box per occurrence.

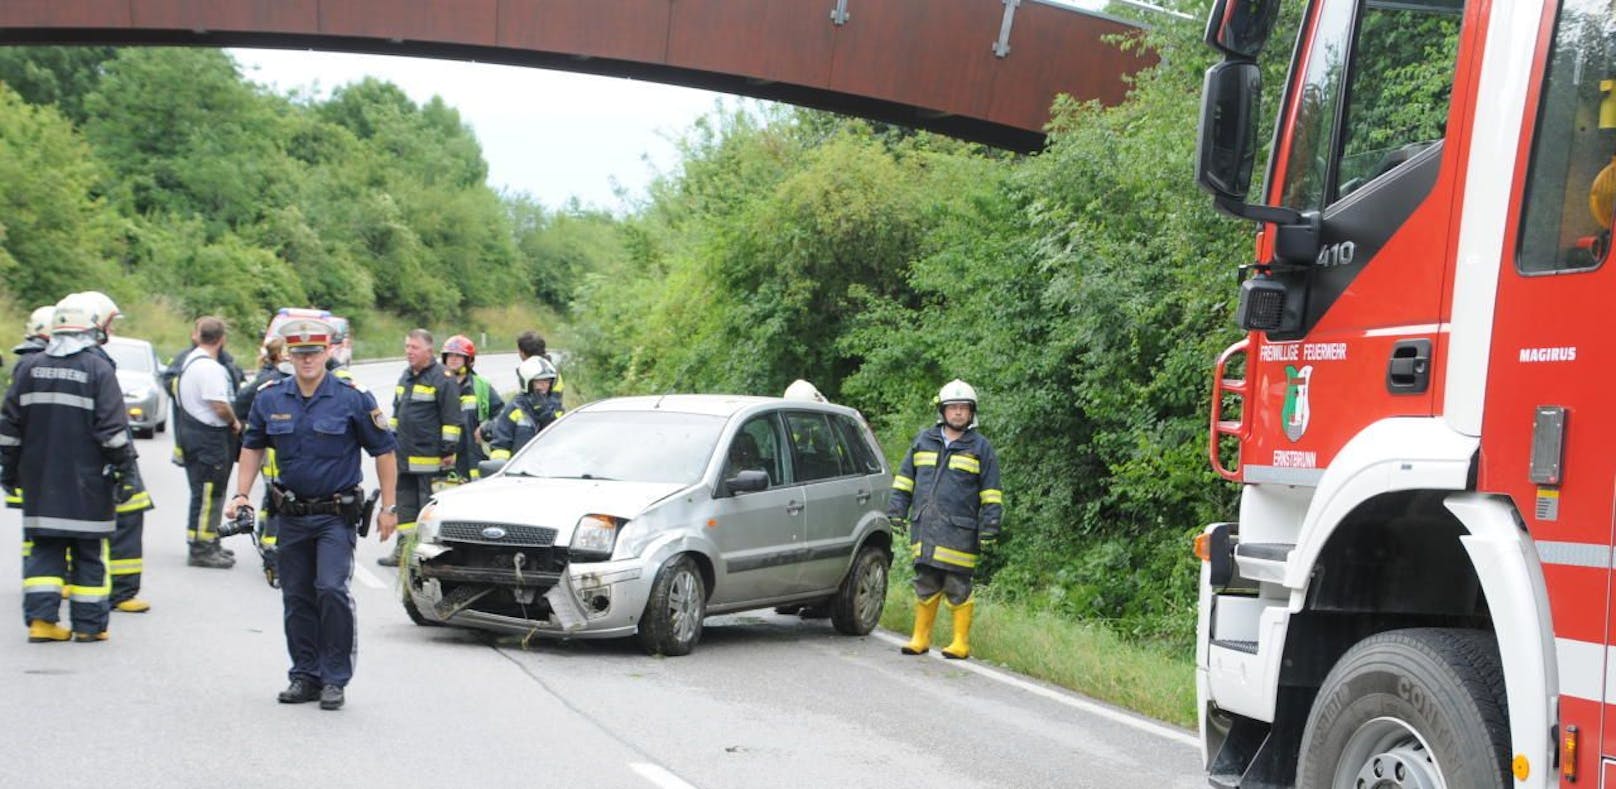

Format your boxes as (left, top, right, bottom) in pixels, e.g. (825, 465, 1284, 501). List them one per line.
(1281, 364, 1313, 442)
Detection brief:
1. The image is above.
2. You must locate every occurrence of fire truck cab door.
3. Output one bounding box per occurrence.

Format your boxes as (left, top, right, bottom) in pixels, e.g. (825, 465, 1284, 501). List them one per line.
(1478, 0, 1616, 767)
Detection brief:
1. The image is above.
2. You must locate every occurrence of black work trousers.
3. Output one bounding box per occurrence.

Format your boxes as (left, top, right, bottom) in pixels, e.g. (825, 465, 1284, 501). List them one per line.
(185, 460, 231, 547)
(110, 511, 144, 603)
(23, 535, 109, 633)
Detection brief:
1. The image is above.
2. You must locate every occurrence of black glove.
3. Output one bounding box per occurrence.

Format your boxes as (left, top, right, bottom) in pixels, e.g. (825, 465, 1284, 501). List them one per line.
(979, 520, 1000, 548)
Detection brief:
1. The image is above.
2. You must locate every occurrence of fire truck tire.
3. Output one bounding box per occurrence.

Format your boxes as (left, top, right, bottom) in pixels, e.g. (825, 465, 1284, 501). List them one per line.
(1298, 628, 1510, 789)
(830, 544, 890, 636)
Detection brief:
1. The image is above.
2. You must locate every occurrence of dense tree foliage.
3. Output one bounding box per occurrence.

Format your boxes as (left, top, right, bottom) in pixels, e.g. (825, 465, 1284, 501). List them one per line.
(0, 47, 594, 343)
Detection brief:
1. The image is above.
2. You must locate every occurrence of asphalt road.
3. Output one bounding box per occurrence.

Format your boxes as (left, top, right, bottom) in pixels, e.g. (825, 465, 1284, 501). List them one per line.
(0, 354, 1204, 789)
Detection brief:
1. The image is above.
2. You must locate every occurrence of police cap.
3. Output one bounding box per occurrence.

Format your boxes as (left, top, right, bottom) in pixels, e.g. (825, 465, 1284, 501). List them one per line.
(279, 317, 334, 354)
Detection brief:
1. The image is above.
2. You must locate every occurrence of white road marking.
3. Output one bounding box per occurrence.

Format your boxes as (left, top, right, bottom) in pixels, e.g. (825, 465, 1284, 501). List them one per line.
(629, 762, 698, 789)
(352, 563, 386, 590)
(872, 630, 1199, 748)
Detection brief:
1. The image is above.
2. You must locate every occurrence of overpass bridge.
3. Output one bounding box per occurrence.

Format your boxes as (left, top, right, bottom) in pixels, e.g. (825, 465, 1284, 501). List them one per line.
(0, 0, 1151, 152)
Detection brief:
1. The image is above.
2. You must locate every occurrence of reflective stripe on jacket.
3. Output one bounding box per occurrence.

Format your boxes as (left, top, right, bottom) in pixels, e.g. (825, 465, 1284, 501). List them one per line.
(390, 361, 461, 474)
(487, 392, 563, 460)
(0, 346, 129, 536)
(888, 425, 1003, 576)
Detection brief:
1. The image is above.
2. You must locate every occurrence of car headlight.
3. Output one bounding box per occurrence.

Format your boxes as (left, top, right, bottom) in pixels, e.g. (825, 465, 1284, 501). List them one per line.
(415, 501, 440, 543)
(124, 386, 151, 401)
(569, 514, 621, 559)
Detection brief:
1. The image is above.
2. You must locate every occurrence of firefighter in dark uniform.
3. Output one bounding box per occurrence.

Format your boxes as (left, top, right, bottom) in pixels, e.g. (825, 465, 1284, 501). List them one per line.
(377, 328, 459, 567)
(439, 334, 502, 482)
(235, 318, 398, 710)
(2, 292, 140, 642)
(78, 292, 155, 612)
(4, 306, 51, 510)
(487, 355, 562, 460)
(888, 379, 1003, 660)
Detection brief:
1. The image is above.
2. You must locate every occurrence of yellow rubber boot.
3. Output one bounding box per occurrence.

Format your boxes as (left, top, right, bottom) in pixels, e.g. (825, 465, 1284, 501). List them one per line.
(114, 599, 151, 613)
(942, 598, 975, 660)
(901, 593, 943, 655)
(27, 620, 70, 643)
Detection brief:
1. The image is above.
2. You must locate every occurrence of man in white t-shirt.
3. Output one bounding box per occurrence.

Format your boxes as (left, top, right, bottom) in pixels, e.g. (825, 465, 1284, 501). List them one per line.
(175, 316, 241, 569)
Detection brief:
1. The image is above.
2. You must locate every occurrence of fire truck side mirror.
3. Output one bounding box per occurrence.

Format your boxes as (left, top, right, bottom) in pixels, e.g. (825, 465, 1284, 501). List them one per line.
(1196, 60, 1261, 202)
(1205, 0, 1283, 59)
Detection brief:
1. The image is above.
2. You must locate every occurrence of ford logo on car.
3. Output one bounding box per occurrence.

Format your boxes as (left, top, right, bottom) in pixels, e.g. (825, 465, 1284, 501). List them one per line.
(480, 526, 508, 540)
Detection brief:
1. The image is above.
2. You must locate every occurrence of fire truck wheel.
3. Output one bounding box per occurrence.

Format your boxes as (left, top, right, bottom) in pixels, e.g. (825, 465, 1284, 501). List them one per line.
(1298, 628, 1510, 789)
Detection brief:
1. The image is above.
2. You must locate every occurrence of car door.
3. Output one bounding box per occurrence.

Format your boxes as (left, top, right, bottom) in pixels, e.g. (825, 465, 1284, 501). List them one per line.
(706, 412, 806, 605)
(784, 411, 874, 592)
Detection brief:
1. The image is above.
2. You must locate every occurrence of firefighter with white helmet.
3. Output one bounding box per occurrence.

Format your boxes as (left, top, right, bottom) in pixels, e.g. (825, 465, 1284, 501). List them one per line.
(3, 291, 139, 641)
(783, 379, 827, 403)
(487, 355, 563, 460)
(887, 378, 1003, 659)
(13, 305, 54, 357)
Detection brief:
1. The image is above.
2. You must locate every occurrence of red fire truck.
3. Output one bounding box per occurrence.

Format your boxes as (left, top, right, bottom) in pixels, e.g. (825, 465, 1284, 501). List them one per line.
(1192, 0, 1612, 785)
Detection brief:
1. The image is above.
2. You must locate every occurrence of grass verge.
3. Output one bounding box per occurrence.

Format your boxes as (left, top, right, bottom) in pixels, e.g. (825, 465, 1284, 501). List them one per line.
(878, 562, 1196, 729)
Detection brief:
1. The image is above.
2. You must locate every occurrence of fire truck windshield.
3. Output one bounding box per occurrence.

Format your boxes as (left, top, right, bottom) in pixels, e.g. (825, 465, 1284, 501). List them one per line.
(1279, 0, 1460, 210)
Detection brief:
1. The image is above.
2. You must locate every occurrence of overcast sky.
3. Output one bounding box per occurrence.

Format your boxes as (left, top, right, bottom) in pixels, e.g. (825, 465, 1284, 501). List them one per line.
(231, 48, 733, 212)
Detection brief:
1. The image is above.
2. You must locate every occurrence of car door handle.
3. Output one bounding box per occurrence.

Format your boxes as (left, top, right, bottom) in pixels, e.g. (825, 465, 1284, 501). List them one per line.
(855, 489, 871, 504)
(786, 500, 804, 515)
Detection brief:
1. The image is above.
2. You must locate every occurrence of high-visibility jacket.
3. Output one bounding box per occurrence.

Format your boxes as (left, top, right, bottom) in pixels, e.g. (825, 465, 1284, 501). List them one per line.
(451, 372, 503, 479)
(390, 361, 461, 474)
(487, 392, 563, 460)
(0, 339, 132, 536)
(888, 425, 1003, 576)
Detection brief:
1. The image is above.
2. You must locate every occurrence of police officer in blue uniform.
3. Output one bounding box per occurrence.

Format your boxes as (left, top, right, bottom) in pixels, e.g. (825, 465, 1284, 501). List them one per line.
(234, 318, 398, 710)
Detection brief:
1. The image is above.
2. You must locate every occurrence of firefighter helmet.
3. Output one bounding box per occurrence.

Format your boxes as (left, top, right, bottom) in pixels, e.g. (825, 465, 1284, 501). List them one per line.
(783, 379, 826, 403)
(25, 305, 55, 340)
(51, 291, 119, 337)
(936, 379, 977, 409)
(517, 356, 558, 391)
(441, 334, 477, 367)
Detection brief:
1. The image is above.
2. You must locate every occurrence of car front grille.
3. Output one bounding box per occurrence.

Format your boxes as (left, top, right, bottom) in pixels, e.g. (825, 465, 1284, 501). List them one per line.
(438, 521, 558, 547)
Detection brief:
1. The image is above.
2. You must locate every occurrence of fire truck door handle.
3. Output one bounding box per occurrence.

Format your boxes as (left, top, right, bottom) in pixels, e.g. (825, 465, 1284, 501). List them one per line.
(1386, 339, 1432, 394)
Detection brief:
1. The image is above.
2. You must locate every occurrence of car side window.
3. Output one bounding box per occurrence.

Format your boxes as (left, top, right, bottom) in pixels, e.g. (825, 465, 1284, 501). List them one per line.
(784, 412, 852, 482)
(724, 415, 783, 486)
(832, 415, 882, 474)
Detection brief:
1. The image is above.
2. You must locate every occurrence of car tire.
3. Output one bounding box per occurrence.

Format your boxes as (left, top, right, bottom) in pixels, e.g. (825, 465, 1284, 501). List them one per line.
(1297, 628, 1509, 789)
(636, 554, 706, 656)
(830, 543, 889, 636)
(400, 570, 440, 627)
(156, 420, 166, 434)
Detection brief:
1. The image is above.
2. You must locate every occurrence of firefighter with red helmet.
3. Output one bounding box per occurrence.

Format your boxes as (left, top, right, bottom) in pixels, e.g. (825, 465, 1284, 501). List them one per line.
(888, 379, 1003, 660)
(439, 334, 502, 483)
(3, 292, 140, 641)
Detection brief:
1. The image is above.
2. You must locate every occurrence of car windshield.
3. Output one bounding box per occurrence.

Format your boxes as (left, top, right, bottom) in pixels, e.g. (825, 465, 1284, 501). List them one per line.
(104, 342, 153, 373)
(502, 410, 726, 485)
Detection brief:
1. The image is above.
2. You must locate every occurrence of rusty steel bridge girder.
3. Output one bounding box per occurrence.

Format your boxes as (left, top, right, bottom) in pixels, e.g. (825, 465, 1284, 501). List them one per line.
(0, 0, 1151, 151)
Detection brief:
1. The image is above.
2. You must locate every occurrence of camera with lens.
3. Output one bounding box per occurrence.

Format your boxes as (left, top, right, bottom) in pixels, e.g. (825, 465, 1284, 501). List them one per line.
(216, 503, 257, 539)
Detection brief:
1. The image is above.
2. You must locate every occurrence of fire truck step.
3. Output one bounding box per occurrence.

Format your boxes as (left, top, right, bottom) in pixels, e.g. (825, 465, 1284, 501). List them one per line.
(1232, 541, 1294, 585)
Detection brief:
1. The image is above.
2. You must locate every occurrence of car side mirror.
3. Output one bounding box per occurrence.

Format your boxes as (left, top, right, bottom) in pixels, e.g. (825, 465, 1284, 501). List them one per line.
(477, 459, 506, 477)
(723, 469, 770, 496)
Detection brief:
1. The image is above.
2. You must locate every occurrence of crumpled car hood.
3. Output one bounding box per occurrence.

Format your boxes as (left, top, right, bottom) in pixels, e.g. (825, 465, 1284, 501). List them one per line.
(428, 475, 687, 538)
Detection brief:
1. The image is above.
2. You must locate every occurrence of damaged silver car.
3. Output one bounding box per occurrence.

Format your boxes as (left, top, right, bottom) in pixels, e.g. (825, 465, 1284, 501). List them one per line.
(401, 394, 894, 656)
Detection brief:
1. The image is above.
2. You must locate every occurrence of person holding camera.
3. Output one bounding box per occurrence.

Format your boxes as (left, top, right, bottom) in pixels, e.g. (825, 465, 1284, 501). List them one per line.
(233, 318, 397, 710)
